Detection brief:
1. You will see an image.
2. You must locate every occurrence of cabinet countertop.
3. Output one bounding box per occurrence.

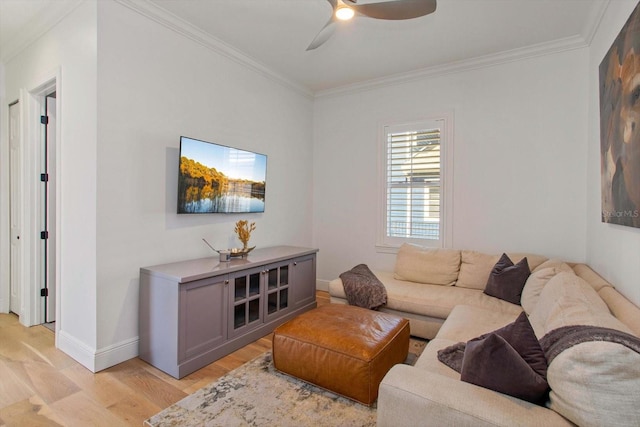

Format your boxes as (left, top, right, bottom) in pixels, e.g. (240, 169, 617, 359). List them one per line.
(140, 245, 318, 284)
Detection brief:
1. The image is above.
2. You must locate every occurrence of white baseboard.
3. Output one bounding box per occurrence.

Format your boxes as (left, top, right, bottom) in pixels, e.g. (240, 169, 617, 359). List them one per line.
(57, 330, 139, 373)
(316, 279, 330, 292)
(57, 330, 97, 372)
(94, 336, 139, 372)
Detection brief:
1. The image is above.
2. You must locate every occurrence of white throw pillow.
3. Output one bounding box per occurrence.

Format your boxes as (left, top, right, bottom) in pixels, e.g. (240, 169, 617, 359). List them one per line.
(528, 271, 640, 425)
(393, 244, 460, 286)
(527, 272, 621, 338)
(521, 264, 573, 314)
(546, 341, 640, 427)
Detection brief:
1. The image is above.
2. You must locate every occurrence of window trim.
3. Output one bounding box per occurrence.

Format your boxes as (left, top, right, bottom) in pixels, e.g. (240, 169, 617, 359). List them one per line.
(376, 113, 454, 253)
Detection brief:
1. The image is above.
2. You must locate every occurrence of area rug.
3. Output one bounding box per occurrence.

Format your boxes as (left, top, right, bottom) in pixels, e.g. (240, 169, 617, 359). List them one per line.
(145, 338, 426, 427)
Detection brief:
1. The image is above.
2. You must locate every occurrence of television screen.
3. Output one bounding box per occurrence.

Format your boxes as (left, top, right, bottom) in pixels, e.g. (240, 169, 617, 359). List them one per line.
(178, 136, 267, 213)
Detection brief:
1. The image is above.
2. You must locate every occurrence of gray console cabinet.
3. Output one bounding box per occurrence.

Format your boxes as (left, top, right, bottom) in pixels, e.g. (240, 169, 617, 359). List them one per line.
(139, 246, 318, 378)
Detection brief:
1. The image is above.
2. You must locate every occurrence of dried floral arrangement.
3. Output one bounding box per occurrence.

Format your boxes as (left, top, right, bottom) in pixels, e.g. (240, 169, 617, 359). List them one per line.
(234, 220, 256, 250)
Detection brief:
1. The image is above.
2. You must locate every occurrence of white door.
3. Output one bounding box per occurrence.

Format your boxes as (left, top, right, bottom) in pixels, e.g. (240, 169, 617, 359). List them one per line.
(9, 102, 22, 316)
(44, 94, 56, 323)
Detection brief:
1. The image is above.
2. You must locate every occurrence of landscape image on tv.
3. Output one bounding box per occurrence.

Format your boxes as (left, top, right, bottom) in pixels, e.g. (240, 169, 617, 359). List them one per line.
(178, 136, 267, 213)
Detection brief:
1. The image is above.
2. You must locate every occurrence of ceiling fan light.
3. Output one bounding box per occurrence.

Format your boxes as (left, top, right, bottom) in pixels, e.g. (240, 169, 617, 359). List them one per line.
(335, 6, 355, 21)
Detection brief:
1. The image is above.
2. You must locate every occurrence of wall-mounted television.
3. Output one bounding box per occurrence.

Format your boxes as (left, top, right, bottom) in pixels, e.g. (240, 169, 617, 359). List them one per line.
(177, 136, 267, 214)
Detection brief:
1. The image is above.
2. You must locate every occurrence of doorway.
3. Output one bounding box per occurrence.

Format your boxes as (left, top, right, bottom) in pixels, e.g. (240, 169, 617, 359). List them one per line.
(8, 78, 59, 329)
(9, 101, 21, 317)
(42, 92, 56, 326)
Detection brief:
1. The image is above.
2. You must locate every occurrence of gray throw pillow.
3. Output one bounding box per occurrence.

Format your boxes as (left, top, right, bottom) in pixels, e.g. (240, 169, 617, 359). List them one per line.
(484, 253, 530, 305)
(460, 312, 549, 404)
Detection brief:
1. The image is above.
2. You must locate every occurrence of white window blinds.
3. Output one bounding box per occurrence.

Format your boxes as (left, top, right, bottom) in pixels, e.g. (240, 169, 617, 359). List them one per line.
(385, 125, 442, 241)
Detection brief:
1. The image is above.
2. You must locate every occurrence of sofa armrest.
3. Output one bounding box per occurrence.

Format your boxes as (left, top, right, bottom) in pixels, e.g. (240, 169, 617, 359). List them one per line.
(378, 365, 574, 427)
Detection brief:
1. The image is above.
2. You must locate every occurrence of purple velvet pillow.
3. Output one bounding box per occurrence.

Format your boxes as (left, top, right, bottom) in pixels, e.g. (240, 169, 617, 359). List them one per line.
(460, 312, 549, 404)
(484, 253, 531, 305)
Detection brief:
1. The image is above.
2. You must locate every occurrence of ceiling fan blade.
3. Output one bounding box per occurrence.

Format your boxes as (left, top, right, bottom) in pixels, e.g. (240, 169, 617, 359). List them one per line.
(307, 17, 338, 51)
(345, 0, 436, 20)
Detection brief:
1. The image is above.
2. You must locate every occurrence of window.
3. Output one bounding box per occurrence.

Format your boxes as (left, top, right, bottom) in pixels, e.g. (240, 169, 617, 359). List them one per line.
(378, 117, 451, 249)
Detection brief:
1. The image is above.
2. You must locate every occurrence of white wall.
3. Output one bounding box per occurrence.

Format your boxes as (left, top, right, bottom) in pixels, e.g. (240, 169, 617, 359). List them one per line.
(94, 2, 314, 366)
(587, 0, 640, 307)
(2, 1, 98, 359)
(313, 48, 590, 284)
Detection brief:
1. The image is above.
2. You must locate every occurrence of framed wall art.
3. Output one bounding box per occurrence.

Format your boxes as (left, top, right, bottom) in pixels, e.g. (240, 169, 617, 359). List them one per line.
(599, 1, 640, 228)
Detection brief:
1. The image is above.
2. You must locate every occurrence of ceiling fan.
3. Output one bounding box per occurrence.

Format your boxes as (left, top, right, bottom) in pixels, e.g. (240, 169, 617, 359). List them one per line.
(307, 0, 437, 51)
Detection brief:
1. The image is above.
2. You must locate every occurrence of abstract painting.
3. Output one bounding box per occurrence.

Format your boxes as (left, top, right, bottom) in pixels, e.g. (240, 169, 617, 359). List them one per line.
(599, 2, 640, 228)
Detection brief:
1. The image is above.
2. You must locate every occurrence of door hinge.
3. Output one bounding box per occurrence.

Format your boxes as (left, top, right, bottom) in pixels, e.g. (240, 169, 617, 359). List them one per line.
(40, 173, 49, 182)
(40, 288, 48, 297)
(40, 231, 49, 239)
(40, 115, 49, 125)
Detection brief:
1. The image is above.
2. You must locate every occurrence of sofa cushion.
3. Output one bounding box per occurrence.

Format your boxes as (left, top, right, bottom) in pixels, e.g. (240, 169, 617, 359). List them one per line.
(524, 271, 640, 426)
(528, 272, 632, 339)
(332, 271, 523, 321)
(393, 244, 460, 286)
(457, 251, 547, 290)
(521, 264, 573, 314)
(484, 254, 530, 305)
(456, 251, 498, 290)
(431, 304, 521, 344)
(543, 335, 640, 426)
(532, 258, 574, 273)
(414, 337, 463, 379)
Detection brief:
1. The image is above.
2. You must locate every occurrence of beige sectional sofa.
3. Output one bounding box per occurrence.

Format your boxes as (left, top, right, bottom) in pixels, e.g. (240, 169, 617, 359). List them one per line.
(328, 244, 640, 426)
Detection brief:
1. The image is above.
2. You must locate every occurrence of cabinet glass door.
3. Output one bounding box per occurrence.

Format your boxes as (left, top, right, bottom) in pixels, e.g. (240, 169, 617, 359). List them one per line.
(265, 262, 290, 320)
(230, 267, 263, 337)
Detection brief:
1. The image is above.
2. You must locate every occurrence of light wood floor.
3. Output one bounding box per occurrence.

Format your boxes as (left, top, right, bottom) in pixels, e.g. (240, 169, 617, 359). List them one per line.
(0, 291, 331, 426)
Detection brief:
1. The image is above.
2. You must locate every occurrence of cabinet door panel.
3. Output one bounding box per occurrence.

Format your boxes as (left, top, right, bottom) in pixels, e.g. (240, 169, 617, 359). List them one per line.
(179, 278, 227, 362)
(291, 255, 316, 307)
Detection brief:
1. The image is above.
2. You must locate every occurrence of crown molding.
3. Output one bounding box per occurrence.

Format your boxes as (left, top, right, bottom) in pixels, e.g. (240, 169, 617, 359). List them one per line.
(0, 0, 84, 63)
(315, 35, 589, 98)
(581, 0, 610, 46)
(316, 0, 609, 99)
(2, 0, 606, 100)
(115, 0, 313, 100)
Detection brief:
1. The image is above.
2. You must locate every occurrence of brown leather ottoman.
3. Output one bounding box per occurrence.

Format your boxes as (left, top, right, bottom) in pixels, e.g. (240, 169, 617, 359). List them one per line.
(272, 304, 410, 405)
